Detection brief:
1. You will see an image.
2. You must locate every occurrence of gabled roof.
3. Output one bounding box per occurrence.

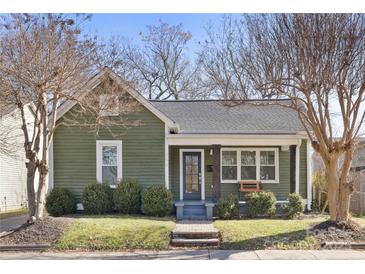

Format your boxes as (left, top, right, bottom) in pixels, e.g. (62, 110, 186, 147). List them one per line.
(56, 68, 176, 127)
(150, 100, 305, 135)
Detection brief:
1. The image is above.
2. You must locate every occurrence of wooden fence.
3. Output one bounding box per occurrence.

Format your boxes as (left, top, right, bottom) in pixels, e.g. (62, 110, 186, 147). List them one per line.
(350, 173, 365, 215)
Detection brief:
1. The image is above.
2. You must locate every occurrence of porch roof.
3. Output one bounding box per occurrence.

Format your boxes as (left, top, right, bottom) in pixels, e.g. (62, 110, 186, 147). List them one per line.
(150, 99, 305, 135)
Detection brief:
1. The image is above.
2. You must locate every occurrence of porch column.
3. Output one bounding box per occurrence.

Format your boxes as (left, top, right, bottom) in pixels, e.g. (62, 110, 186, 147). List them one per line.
(295, 140, 302, 194)
(212, 144, 221, 202)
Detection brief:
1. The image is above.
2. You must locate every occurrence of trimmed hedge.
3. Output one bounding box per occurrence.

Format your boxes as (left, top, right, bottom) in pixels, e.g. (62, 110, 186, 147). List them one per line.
(81, 183, 113, 214)
(141, 185, 173, 217)
(246, 191, 276, 218)
(284, 193, 304, 219)
(113, 179, 141, 214)
(46, 188, 76, 217)
(216, 194, 240, 219)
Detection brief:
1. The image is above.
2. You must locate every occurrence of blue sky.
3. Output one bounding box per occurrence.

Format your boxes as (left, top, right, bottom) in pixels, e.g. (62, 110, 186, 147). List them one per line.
(85, 14, 224, 52)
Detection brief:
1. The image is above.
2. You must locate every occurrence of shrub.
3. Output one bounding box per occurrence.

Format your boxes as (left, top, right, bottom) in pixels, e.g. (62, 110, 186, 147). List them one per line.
(216, 194, 240, 219)
(46, 188, 76, 217)
(284, 193, 304, 219)
(81, 183, 113, 214)
(246, 191, 276, 218)
(113, 178, 141, 214)
(141, 185, 173, 217)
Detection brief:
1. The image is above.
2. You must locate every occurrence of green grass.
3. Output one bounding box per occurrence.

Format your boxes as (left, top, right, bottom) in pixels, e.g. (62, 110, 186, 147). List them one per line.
(55, 215, 175, 251)
(0, 208, 28, 219)
(214, 217, 326, 250)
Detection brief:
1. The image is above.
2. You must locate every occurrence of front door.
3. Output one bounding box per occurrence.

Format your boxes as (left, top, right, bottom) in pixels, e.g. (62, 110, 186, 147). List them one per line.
(183, 152, 202, 200)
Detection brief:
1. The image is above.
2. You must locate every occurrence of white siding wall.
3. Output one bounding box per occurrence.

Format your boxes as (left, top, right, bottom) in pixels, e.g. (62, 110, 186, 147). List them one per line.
(0, 107, 34, 212)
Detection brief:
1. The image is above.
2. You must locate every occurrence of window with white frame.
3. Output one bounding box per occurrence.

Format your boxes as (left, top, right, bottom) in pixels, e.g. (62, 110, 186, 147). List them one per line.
(241, 150, 257, 180)
(221, 148, 279, 183)
(260, 150, 276, 180)
(221, 150, 238, 180)
(96, 141, 122, 187)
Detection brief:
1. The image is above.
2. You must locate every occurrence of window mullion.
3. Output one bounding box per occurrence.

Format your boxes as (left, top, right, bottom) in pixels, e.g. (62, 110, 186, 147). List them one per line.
(237, 150, 241, 181)
(256, 149, 259, 181)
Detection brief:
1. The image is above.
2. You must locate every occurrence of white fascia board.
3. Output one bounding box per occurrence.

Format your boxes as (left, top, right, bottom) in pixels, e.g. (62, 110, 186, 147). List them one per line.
(167, 134, 304, 146)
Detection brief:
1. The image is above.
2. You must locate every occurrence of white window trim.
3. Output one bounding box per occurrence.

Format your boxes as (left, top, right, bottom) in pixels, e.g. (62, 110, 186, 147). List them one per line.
(221, 148, 279, 184)
(179, 149, 205, 201)
(96, 140, 123, 188)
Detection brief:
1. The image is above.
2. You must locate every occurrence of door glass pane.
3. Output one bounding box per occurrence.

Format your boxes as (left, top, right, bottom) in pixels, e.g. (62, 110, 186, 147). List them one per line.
(102, 146, 117, 165)
(102, 166, 118, 185)
(185, 155, 199, 193)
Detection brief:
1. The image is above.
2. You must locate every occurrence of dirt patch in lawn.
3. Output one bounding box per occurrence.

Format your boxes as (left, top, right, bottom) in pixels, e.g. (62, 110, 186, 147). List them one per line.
(310, 220, 365, 243)
(0, 216, 74, 245)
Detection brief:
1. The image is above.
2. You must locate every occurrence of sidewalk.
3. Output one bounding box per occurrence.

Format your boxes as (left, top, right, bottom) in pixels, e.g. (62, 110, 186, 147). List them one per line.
(1, 249, 365, 260)
(0, 215, 27, 234)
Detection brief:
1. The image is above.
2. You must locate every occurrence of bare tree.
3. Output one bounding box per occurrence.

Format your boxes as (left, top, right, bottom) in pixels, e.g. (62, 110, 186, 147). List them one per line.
(201, 14, 365, 223)
(0, 14, 140, 221)
(123, 21, 197, 100)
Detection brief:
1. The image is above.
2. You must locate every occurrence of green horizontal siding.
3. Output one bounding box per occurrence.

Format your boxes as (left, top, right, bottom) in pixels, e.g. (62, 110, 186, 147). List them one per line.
(170, 144, 308, 202)
(299, 140, 308, 198)
(54, 104, 165, 199)
(169, 146, 213, 201)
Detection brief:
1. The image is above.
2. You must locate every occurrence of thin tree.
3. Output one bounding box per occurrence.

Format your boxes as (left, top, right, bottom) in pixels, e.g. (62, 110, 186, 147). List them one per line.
(201, 14, 365, 223)
(123, 21, 197, 100)
(0, 14, 140, 221)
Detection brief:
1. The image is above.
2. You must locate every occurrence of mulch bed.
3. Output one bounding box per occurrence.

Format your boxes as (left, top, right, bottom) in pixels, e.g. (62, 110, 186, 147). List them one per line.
(310, 220, 365, 244)
(0, 216, 74, 246)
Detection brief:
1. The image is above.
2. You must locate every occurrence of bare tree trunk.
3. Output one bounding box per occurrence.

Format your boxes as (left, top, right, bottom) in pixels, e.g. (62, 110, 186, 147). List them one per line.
(326, 158, 339, 221)
(26, 160, 37, 218)
(35, 101, 49, 219)
(35, 165, 48, 219)
(335, 150, 354, 222)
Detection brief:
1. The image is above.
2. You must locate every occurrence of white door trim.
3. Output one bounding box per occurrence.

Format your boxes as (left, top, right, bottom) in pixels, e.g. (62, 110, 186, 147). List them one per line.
(179, 149, 205, 201)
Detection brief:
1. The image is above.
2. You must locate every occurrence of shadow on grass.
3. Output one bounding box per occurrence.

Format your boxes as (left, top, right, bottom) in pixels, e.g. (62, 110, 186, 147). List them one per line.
(64, 213, 176, 222)
(221, 228, 316, 251)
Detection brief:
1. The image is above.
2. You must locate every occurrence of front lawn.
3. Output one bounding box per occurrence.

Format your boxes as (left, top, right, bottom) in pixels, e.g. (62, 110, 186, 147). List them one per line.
(214, 217, 326, 250)
(55, 215, 175, 250)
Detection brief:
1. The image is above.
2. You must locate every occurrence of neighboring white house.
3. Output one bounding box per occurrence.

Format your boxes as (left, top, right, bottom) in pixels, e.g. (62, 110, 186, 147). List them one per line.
(0, 104, 35, 212)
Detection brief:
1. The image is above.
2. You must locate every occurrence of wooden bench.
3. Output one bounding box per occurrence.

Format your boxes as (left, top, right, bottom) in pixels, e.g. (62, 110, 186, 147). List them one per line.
(238, 180, 262, 192)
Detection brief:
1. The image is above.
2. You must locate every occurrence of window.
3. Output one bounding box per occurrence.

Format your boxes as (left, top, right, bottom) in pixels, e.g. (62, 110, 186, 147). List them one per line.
(241, 151, 256, 180)
(260, 151, 276, 180)
(222, 150, 237, 180)
(221, 148, 279, 183)
(96, 141, 122, 187)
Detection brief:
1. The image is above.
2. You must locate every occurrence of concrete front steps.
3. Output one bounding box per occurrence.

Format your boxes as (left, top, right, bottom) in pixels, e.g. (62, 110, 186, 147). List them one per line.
(175, 201, 215, 220)
(170, 221, 220, 248)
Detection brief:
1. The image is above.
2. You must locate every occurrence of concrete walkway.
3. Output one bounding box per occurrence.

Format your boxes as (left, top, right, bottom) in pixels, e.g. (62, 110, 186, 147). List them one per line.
(0, 215, 28, 234)
(1, 249, 365, 260)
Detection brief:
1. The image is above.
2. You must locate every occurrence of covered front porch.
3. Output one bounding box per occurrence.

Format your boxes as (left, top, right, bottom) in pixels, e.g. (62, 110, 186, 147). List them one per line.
(165, 134, 311, 220)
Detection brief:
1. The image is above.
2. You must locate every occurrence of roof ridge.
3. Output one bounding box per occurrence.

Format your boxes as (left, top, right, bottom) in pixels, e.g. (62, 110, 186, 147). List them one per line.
(149, 99, 291, 103)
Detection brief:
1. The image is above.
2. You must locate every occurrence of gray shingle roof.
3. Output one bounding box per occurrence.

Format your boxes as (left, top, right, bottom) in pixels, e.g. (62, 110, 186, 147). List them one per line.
(150, 100, 305, 134)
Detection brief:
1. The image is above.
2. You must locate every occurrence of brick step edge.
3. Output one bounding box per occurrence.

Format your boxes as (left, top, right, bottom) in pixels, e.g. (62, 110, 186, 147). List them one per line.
(322, 241, 365, 249)
(0, 244, 51, 252)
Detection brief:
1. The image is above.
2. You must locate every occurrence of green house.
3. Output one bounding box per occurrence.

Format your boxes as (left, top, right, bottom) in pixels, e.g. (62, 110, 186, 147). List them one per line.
(51, 69, 313, 219)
